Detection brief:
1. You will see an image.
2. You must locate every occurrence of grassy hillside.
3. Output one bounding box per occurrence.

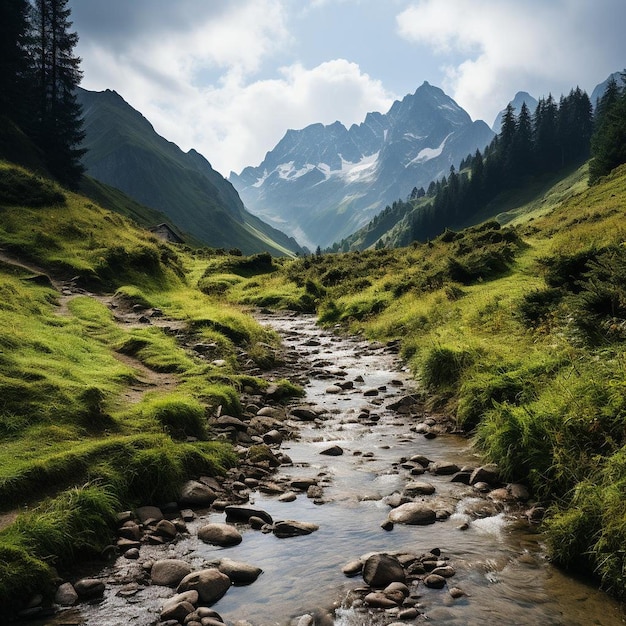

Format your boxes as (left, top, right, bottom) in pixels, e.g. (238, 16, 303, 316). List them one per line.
(78, 88, 303, 257)
(221, 163, 626, 599)
(0, 160, 302, 616)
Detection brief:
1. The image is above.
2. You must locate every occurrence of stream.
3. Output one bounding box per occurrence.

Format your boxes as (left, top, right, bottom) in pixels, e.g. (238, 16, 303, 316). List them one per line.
(33, 312, 626, 626)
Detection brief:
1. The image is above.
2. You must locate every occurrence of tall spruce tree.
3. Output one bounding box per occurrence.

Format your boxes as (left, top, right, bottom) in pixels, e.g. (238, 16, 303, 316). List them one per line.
(0, 0, 34, 130)
(589, 75, 626, 184)
(31, 0, 85, 188)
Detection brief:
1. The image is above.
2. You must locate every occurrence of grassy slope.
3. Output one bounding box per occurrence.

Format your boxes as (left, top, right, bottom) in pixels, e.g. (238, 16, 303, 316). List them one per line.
(223, 163, 626, 599)
(0, 160, 300, 615)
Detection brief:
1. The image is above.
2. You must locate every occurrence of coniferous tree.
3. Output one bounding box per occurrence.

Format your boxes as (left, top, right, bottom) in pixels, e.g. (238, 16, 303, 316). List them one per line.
(0, 0, 35, 130)
(589, 75, 626, 184)
(534, 95, 559, 171)
(31, 0, 85, 188)
(512, 101, 534, 176)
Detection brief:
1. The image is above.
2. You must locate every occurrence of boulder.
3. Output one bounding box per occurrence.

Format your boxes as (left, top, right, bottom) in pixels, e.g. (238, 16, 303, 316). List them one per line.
(217, 558, 263, 584)
(179, 480, 217, 507)
(388, 503, 436, 525)
(469, 464, 500, 486)
(54, 583, 78, 607)
(403, 481, 436, 496)
(273, 520, 319, 538)
(135, 505, 163, 523)
(290, 407, 319, 421)
(362, 554, 406, 588)
(161, 600, 195, 623)
(151, 559, 192, 587)
(74, 578, 105, 600)
(424, 574, 447, 589)
(177, 569, 231, 604)
(430, 461, 460, 475)
(320, 445, 343, 456)
(363, 592, 399, 608)
(155, 519, 178, 539)
(198, 523, 242, 547)
(341, 560, 363, 577)
(225, 505, 273, 525)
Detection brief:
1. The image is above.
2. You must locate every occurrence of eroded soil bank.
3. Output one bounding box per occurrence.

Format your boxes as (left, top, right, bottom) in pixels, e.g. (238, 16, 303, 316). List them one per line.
(19, 312, 626, 626)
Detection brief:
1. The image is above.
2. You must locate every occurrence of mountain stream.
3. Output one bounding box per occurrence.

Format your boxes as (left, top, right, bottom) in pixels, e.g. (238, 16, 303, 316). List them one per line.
(31, 312, 626, 626)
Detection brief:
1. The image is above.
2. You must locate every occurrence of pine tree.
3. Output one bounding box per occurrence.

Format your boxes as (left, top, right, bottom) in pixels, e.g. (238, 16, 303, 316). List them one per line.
(512, 101, 534, 176)
(31, 0, 85, 188)
(0, 0, 34, 129)
(589, 74, 626, 184)
(533, 95, 559, 171)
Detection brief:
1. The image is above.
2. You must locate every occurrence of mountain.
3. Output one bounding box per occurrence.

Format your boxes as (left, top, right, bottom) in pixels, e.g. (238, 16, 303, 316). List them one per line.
(491, 91, 539, 132)
(590, 71, 623, 107)
(77, 88, 303, 256)
(230, 82, 495, 249)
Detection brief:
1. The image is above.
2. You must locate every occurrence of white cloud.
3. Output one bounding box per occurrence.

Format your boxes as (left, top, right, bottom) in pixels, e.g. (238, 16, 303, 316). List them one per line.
(77, 0, 394, 175)
(397, 0, 626, 124)
(149, 59, 394, 176)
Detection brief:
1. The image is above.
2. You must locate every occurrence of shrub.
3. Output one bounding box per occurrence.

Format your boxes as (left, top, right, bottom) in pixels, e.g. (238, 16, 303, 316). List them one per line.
(517, 287, 564, 327)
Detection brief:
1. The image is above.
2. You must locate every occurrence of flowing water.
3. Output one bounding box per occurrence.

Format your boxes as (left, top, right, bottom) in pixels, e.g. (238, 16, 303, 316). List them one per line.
(41, 313, 625, 626)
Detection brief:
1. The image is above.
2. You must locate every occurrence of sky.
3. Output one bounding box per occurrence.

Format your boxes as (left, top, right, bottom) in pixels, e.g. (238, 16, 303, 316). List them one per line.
(69, 0, 626, 177)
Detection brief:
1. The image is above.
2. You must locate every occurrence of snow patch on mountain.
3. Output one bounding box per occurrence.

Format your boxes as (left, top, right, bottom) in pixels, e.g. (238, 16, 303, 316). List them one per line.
(408, 133, 453, 165)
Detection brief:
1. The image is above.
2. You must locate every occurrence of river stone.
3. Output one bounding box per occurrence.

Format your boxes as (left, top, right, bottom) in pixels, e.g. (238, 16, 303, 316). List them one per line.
(262, 429, 283, 445)
(469, 464, 500, 486)
(177, 569, 231, 604)
(151, 559, 192, 587)
(325, 385, 343, 394)
(290, 477, 318, 490)
(117, 538, 141, 552)
(124, 548, 140, 560)
(216, 415, 248, 430)
(363, 387, 379, 396)
(74, 578, 105, 599)
(155, 519, 178, 539)
(279, 491, 297, 502)
(430, 461, 460, 475)
(119, 521, 142, 540)
(385, 581, 410, 598)
(290, 407, 318, 421)
(162, 590, 199, 611)
(197, 523, 242, 547)
(424, 574, 447, 589)
(217, 558, 262, 584)
(364, 591, 399, 608)
(135, 505, 164, 523)
(179, 480, 217, 507)
(342, 560, 363, 577)
(54, 582, 78, 606)
(449, 586, 467, 598)
(388, 503, 436, 525)
(225, 505, 273, 525)
(450, 471, 472, 484)
(273, 520, 319, 538)
(362, 554, 406, 588)
(161, 600, 195, 623)
(320, 445, 343, 456)
(431, 565, 456, 578)
(257, 406, 282, 417)
(403, 481, 436, 496)
(249, 516, 267, 530)
(409, 455, 432, 467)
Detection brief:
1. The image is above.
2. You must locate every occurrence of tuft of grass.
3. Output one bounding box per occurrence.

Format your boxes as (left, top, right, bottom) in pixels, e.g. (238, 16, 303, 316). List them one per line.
(141, 393, 207, 440)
